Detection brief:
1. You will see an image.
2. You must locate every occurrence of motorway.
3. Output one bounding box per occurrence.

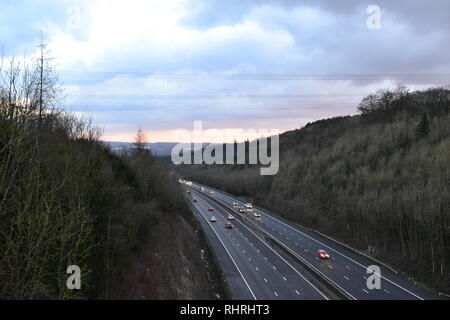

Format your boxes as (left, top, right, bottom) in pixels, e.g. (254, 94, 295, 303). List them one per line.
(185, 181, 439, 300)
(188, 188, 328, 300)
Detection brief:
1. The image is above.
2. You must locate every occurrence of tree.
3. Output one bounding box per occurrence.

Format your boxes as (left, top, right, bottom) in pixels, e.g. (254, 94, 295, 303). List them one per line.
(357, 93, 380, 114)
(133, 127, 148, 152)
(416, 113, 430, 138)
(33, 32, 60, 125)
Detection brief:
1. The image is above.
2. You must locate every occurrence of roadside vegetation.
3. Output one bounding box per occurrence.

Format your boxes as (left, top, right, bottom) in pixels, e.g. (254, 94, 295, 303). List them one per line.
(178, 86, 450, 293)
(0, 43, 224, 299)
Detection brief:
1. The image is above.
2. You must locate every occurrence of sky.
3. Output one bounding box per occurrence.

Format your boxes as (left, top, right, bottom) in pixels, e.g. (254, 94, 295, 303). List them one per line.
(1, 0, 449, 142)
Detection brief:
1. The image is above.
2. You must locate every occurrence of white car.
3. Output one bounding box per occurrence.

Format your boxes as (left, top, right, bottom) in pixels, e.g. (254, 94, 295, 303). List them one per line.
(253, 213, 261, 218)
(245, 203, 253, 211)
(227, 215, 235, 220)
(210, 217, 217, 222)
(232, 201, 238, 207)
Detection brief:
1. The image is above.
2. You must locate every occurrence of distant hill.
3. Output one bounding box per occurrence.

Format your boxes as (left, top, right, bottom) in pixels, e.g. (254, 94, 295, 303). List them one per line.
(104, 141, 179, 156)
(104, 141, 210, 158)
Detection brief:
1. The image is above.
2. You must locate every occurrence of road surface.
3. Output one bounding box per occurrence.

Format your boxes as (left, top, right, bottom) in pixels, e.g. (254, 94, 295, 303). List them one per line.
(188, 189, 328, 300)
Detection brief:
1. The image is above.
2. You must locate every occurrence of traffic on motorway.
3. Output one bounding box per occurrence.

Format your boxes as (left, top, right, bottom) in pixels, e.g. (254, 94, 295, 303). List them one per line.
(187, 188, 328, 300)
(182, 180, 439, 300)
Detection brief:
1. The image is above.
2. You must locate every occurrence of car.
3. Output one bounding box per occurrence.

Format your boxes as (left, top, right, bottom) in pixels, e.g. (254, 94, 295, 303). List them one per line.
(186, 190, 191, 194)
(225, 223, 233, 229)
(317, 250, 330, 259)
(210, 217, 217, 222)
(253, 213, 261, 218)
(227, 215, 235, 220)
(208, 207, 215, 211)
(192, 198, 198, 203)
(232, 201, 238, 207)
(210, 191, 215, 198)
(245, 203, 253, 211)
(238, 208, 246, 214)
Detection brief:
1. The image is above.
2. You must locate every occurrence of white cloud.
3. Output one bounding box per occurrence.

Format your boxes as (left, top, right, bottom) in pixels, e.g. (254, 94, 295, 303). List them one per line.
(2, 0, 449, 141)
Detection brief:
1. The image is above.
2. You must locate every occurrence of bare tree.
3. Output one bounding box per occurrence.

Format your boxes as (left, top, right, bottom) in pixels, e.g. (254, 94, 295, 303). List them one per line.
(133, 127, 148, 152)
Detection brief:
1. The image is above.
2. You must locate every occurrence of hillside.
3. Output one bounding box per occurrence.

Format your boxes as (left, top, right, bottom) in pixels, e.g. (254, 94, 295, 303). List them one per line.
(177, 86, 450, 293)
(0, 54, 225, 299)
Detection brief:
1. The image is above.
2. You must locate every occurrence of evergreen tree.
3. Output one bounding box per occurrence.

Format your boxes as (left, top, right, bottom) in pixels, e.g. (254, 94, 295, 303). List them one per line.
(416, 113, 430, 138)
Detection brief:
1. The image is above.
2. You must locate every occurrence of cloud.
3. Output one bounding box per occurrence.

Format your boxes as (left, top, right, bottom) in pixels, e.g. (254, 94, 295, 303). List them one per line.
(1, 0, 449, 141)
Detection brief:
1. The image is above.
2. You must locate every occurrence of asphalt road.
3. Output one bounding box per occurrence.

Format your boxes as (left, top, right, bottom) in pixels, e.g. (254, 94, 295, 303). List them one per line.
(188, 188, 328, 300)
(186, 182, 439, 300)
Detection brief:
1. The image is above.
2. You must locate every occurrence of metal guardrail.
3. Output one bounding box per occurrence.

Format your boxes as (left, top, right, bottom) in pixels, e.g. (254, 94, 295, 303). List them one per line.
(439, 292, 450, 299)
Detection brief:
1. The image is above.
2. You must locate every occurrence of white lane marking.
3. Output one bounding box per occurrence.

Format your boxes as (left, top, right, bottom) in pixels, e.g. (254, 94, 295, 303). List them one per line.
(384, 289, 391, 294)
(344, 276, 350, 280)
(264, 257, 268, 260)
(345, 265, 351, 269)
(274, 291, 278, 297)
(191, 201, 257, 300)
(256, 267, 259, 271)
(264, 278, 268, 283)
(363, 276, 367, 280)
(273, 266, 277, 270)
(295, 290, 300, 295)
(304, 249, 308, 253)
(283, 276, 287, 281)
(328, 265, 334, 269)
(362, 289, 369, 294)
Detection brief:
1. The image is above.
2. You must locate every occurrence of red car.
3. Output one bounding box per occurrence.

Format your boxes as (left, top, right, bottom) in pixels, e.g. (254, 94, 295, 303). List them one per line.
(208, 207, 215, 211)
(192, 198, 198, 203)
(317, 250, 330, 259)
(225, 223, 233, 229)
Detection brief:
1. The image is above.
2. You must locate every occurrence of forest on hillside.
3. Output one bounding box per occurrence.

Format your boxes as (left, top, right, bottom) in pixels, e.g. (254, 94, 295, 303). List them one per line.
(178, 86, 450, 292)
(0, 46, 223, 299)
